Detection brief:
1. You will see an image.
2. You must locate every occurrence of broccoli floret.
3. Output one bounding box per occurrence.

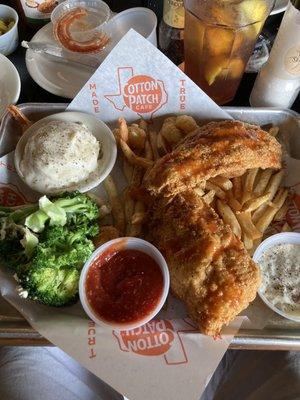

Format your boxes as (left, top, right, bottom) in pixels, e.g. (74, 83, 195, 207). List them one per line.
(25, 192, 99, 232)
(40, 223, 99, 245)
(32, 239, 94, 270)
(16, 224, 95, 306)
(21, 265, 80, 307)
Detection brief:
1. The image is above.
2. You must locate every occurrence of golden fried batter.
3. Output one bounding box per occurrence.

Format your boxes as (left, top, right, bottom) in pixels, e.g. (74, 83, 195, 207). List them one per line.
(148, 191, 260, 336)
(144, 120, 282, 197)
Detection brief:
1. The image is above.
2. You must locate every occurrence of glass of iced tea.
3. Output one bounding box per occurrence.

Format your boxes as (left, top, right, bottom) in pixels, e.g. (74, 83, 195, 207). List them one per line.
(184, 0, 274, 104)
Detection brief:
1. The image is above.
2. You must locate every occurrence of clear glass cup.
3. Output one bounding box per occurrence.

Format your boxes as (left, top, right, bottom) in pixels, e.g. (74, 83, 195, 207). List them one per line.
(184, 0, 274, 104)
(51, 0, 111, 53)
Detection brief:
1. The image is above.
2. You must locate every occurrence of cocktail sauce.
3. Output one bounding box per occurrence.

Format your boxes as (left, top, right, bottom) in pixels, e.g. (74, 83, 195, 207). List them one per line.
(85, 248, 164, 325)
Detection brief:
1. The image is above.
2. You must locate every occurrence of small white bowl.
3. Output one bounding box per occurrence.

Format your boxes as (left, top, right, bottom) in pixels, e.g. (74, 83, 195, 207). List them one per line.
(0, 5, 19, 56)
(253, 232, 300, 322)
(0, 54, 20, 120)
(79, 237, 170, 330)
(107, 7, 157, 47)
(14, 111, 117, 194)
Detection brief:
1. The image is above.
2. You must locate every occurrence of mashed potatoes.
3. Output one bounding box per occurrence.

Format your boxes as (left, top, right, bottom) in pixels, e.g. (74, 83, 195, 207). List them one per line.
(20, 120, 101, 193)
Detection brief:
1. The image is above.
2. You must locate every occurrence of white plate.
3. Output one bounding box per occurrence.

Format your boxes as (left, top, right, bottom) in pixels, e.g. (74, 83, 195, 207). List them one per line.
(25, 24, 93, 99)
(25, 8, 157, 99)
(270, 0, 288, 15)
(0, 54, 21, 120)
(14, 111, 117, 194)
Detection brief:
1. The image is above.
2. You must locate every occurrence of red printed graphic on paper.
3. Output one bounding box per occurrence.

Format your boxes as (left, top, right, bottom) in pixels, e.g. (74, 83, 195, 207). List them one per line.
(113, 319, 197, 365)
(286, 193, 300, 232)
(104, 67, 168, 118)
(0, 184, 26, 206)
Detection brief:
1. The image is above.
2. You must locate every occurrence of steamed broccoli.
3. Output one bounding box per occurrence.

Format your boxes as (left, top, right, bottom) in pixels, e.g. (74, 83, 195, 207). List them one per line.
(21, 265, 80, 307)
(26, 192, 99, 232)
(0, 192, 100, 307)
(32, 238, 95, 270)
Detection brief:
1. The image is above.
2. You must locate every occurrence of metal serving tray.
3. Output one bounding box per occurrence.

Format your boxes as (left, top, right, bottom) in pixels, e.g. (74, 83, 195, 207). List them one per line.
(0, 103, 299, 350)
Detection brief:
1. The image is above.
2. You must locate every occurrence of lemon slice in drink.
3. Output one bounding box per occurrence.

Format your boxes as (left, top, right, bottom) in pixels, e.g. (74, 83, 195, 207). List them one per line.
(204, 58, 228, 85)
(239, 1, 267, 35)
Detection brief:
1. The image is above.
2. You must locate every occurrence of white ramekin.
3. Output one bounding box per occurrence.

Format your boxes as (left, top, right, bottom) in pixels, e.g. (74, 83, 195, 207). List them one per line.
(79, 237, 170, 330)
(14, 111, 117, 195)
(0, 5, 19, 56)
(253, 232, 300, 322)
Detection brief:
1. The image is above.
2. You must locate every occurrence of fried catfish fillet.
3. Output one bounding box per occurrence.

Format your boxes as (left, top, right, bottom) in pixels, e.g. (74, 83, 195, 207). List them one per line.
(148, 191, 260, 336)
(144, 120, 282, 197)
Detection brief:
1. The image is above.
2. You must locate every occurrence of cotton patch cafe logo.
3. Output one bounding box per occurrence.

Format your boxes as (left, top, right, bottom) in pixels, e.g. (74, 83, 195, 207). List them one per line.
(113, 320, 174, 357)
(113, 319, 195, 365)
(105, 67, 168, 117)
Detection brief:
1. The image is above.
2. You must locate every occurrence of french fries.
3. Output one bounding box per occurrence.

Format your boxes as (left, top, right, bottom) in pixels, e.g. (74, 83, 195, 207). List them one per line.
(209, 176, 233, 191)
(274, 197, 289, 221)
(118, 117, 129, 142)
(253, 168, 273, 196)
(209, 163, 289, 253)
(241, 168, 258, 204)
(122, 158, 133, 182)
(226, 190, 242, 211)
(242, 192, 270, 213)
(255, 188, 288, 234)
(242, 232, 253, 251)
(129, 201, 145, 237)
(119, 139, 153, 169)
(157, 131, 168, 156)
(7, 105, 32, 132)
(252, 170, 284, 223)
(194, 186, 205, 197)
(128, 124, 146, 150)
(216, 200, 241, 238)
(236, 211, 262, 240)
(149, 130, 160, 160)
(206, 181, 226, 199)
(269, 126, 279, 137)
(104, 175, 125, 235)
(202, 190, 215, 204)
(124, 188, 135, 234)
(232, 176, 243, 201)
(145, 140, 153, 161)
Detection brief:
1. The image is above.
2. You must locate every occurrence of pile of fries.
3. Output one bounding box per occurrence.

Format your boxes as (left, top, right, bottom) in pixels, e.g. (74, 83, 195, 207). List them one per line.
(206, 167, 289, 254)
(101, 115, 290, 255)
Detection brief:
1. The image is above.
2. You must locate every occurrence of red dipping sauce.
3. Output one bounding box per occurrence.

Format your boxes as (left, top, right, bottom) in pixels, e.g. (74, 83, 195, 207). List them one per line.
(85, 248, 164, 325)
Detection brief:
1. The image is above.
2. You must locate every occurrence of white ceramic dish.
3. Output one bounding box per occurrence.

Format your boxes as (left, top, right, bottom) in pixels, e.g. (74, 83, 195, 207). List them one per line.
(25, 7, 157, 98)
(0, 5, 19, 56)
(253, 232, 300, 322)
(79, 237, 170, 330)
(25, 23, 92, 99)
(14, 111, 117, 194)
(0, 54, 20, 120)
